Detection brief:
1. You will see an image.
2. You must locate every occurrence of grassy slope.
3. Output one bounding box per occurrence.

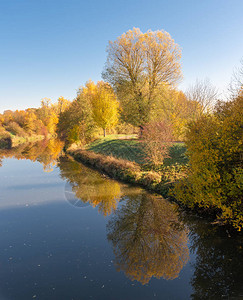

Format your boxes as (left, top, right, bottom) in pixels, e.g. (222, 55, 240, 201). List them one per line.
(69, 135, 188, 200)
(87, 136, 144, 164)
(87, 135, 188, 167)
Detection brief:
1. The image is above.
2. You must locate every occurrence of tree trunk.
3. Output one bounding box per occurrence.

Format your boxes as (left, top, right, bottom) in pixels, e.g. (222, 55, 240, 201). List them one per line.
(103, 128, 106, 137)
(139, 125, 144, 137)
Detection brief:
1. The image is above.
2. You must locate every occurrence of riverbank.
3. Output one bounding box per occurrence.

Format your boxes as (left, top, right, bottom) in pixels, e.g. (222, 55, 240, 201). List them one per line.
(67, 147, 239, 232)
(67, 137, 188, 199)
(67, 137, 235, 229)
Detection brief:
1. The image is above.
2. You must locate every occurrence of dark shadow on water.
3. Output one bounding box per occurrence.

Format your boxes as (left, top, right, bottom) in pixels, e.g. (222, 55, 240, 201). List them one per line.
(182, 213, 243, 299)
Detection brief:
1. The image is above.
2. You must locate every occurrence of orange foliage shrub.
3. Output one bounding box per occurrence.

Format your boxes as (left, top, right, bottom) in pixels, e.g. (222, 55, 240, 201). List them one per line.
(141, 121, 173, 166)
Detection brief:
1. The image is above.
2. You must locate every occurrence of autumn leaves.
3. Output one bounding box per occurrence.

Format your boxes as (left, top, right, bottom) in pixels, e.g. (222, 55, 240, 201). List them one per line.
(103, 28, 182, 129)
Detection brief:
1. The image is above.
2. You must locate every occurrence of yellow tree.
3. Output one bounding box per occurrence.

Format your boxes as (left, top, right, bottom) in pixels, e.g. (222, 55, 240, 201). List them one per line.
(57, 83, 97, 145)
(46, 111, 58, 135)
(57, 96, 70, 114)
(87, 81, 119, 137)
(36, 98, 59, 135)
(158, 86, 197, 140)
(103, 28, 182, 130)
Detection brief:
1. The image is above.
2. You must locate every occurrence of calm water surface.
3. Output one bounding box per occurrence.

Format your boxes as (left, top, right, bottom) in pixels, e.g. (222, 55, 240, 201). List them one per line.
(0, 140, 242, 300)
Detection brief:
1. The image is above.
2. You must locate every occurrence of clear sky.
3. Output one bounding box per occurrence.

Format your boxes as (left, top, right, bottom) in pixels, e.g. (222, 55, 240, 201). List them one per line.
(0, 0, 242, 112)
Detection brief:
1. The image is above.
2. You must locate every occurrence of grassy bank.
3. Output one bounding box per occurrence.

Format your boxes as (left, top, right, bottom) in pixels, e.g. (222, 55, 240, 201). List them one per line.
(87, 135, 188, 166)
(68, 135, 188, 198)
(87, 135, 144, 164)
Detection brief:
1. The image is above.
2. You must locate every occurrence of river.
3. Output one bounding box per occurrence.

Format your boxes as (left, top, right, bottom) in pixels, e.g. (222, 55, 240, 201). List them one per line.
(0, 140, 242, 300)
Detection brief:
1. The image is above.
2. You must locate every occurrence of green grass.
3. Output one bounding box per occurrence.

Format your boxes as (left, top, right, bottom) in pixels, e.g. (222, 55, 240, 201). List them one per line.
(87, 135, 188, 167)
(164, 143, 188, 166)
(87, 135, 144, 164)
(70, 136, 189, 198)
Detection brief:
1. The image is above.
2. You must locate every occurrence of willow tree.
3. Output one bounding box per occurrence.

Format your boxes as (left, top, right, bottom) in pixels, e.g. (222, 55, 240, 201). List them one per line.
(102, 28, 182, 129)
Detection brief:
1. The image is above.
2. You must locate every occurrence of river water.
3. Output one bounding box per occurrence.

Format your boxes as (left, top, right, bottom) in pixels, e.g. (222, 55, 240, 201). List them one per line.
(0, 140, 242, 300)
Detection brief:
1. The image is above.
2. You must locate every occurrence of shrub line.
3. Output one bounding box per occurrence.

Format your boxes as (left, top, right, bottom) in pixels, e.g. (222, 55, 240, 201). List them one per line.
(67, 148, 242, 232)
(67, 149, 175, 198)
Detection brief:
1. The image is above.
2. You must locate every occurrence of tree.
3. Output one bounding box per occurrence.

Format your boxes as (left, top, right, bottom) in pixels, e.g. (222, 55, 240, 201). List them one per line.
(57, 83, 97, 145)
(56, 96, 70, 114)
(84, 80, 119, 137)
(186, 78, 218, 119)
(103, 28, 182, 129)
(156, 86, 194, 140)
(36, 98, 59, 135)
(229, 59, 243, 99)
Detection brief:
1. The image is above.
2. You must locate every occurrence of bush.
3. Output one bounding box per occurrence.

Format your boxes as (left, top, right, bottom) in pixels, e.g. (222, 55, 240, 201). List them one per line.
(173, 95, 243, 230)
(139, 171, 161, 188)
(71, 150, 141, 183)
(141, 121, 173, 166)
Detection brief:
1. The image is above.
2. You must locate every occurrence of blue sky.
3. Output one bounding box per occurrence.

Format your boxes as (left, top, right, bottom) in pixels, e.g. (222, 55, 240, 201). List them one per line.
(0, 0, 242, 112)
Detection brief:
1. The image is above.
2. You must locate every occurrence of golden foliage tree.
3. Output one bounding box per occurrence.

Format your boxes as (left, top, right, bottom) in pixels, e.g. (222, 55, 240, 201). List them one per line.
(84, 80, 119, 137)
(158, 87, 196, 140)
(103, 28, 182, 129)
(57, 84, 97, 145)
(56, 96, 70, 114)
(36, 98, 59, 135)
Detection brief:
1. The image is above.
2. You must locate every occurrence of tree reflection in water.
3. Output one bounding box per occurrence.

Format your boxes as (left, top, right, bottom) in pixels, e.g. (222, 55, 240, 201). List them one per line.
(0, 138, 64, 171)
(58, 157, 121, 216)
(58, 157, 190, 284)
(2, 143, 242, 296)
(184, 216, 243, 300)
(107, 192, 189, 284)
